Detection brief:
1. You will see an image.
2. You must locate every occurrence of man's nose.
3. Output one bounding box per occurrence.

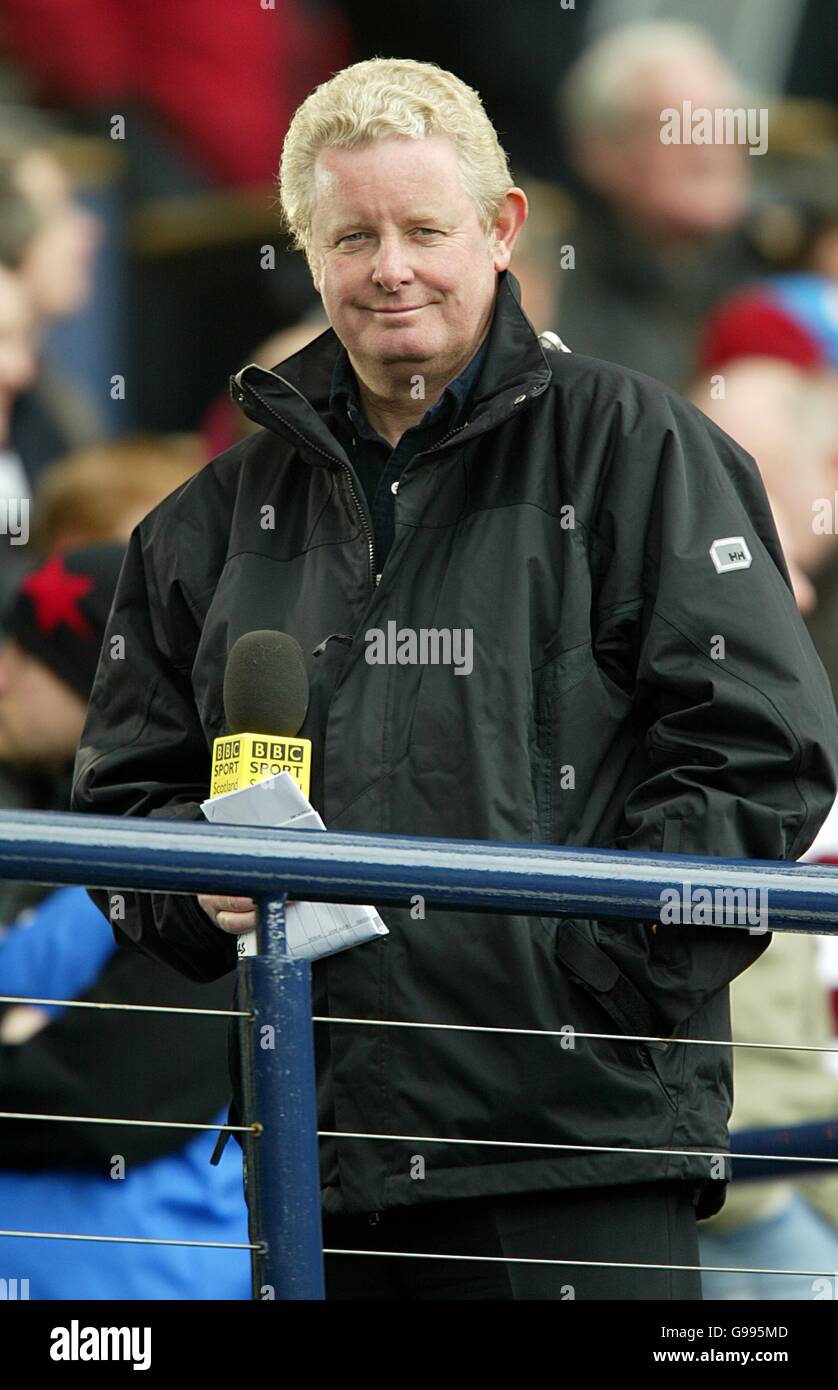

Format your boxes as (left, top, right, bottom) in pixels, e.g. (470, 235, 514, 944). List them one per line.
(372, 237, 414, 292)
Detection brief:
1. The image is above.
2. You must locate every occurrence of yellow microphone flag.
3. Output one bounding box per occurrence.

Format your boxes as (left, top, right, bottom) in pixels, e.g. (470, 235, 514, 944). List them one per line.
(210, 733, 311, 799)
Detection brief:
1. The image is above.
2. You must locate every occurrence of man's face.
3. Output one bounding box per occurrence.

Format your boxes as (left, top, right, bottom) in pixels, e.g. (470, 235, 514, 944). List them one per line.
(584, 57, 749, 241)
(310, 134, 513, 380)
(0, 638, 87, 768)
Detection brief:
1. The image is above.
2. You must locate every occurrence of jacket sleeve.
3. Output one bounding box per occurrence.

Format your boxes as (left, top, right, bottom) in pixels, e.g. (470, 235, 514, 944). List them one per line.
(588, 383, 838, 1030)
(71, 519, 237, 984)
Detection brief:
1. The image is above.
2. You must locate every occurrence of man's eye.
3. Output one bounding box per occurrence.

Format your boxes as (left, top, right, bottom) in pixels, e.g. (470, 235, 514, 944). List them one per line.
(415, 228, 439, 236)
(339, 233, 365, 244)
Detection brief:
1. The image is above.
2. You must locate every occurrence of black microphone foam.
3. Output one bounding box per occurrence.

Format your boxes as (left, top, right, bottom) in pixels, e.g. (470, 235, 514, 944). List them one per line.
(223, 630, 310, 736)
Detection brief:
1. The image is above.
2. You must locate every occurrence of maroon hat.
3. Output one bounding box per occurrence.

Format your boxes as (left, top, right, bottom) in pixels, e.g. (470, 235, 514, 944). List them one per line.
(2, 543, 126, 701)
(696, 275, 838, 377)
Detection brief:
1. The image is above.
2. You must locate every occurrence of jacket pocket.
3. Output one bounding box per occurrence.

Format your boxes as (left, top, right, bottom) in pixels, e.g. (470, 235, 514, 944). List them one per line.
(554, 917, 678, 1112)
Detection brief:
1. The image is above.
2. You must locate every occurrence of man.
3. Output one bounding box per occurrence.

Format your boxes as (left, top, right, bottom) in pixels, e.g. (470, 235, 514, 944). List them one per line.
(554, 21, 766, 389)
(0, 139, 103, 498)
(0, 545, 249, 1298)
(72, 57, 838, 1300)
(690, 274, 838, 690)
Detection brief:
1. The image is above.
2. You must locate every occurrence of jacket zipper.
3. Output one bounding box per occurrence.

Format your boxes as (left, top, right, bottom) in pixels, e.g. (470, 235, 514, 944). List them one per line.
(392, 419, 470, 496)
(235, 373, 378, 593)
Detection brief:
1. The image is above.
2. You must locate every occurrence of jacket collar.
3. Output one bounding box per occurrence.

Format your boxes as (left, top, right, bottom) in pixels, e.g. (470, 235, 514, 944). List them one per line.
(231, 268, 553, 467)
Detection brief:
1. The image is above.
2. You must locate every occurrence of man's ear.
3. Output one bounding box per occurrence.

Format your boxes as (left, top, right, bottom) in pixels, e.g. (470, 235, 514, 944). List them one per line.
(491, 188, 528, 273)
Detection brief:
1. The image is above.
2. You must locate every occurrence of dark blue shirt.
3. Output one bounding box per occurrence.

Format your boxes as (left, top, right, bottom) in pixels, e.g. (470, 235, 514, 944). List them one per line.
(329, 333, 489, 575)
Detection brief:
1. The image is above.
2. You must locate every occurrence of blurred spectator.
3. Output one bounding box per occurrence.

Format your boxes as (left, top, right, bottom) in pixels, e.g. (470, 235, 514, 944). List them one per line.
(691, 272, 838, 690)
(0, 256, 37, 613)
(586, 0, 836, 102)
(697, 929, 838, 1300)
(697, 274, 838, 375)
(0, 136, 103, 487)
(0, 259, 36, 450)
(31, 433, 205, 552)
(0, 0, 350, 193)
(10, 140, 100, 321)
(554, 21, 767, 387)
(0, 544, 249, 1298)
(691, 358, 837, 604)
(687, 282, 838, 1293)
(0, 7, 349, 434)
(0, 433, 204, 916)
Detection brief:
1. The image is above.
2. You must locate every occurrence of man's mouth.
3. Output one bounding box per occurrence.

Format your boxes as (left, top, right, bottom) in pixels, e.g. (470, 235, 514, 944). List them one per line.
(370, 305, 426, 314)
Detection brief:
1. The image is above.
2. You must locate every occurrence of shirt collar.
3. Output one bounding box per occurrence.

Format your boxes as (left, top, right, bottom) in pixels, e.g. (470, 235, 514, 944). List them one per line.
(329, 329, 490, 443)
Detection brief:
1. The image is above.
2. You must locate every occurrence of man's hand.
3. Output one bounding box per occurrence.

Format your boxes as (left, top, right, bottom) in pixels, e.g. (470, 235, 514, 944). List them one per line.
(197, 895, 256, 933)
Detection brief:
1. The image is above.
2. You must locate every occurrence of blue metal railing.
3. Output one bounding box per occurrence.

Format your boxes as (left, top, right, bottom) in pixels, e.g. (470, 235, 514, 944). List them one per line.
(1, 807, 838, 1299)
(3, 808, 838, 927)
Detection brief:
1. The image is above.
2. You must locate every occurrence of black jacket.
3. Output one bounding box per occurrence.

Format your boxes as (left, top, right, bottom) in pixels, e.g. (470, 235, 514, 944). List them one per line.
(71, 269, 838, 1220)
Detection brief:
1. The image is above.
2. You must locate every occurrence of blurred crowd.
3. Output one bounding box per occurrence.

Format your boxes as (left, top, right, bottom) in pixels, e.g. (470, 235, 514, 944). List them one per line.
(0, 0, 837, 1300)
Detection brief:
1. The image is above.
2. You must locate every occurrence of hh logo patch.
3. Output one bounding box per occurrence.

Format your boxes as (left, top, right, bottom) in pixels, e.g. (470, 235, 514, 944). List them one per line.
(710, 536, 752, 573)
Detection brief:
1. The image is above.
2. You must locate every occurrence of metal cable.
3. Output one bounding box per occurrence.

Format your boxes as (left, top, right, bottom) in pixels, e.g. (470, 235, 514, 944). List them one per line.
(2, 985, 834, 1278)
(3, 1106, 833, 1172)
(0, 994, 250, 1018)
(323, 1247, 837, 1278)
(1, 1110, 831, 1171)
(2, 996, 832, 1055)
(314, 1013, 838, 1055)
(0, 1228, 257, 1250)
(318, 1129, 838, 1166)
(1, 1229, 823, 1278)
(0, 1110, 255, 1134)
(0, 1116, 832, 1171)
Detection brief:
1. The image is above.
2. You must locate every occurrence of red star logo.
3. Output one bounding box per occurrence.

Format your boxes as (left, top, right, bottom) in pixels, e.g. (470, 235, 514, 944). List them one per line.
(21, 554, 95, 638)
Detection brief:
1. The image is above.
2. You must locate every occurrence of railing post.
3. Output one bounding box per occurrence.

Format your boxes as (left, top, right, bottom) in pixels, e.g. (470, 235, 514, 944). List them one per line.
(237, 892, 324, 1300)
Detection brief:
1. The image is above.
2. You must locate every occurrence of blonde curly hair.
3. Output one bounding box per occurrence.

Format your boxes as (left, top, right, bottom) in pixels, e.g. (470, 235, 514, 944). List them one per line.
(277, 57, 515, 276)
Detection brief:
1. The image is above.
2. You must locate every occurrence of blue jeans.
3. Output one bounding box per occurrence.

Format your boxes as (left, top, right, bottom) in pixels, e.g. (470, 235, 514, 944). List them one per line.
(700, 1193, 838, 1300)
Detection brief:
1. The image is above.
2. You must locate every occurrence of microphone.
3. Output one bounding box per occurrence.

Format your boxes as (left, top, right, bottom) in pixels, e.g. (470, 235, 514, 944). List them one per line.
(202, 629, 389, 963)
(210, 631, 312, 797)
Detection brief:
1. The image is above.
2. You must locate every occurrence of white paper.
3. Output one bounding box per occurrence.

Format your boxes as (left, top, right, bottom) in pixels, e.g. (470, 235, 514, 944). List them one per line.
(200, 771, 389, 961)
